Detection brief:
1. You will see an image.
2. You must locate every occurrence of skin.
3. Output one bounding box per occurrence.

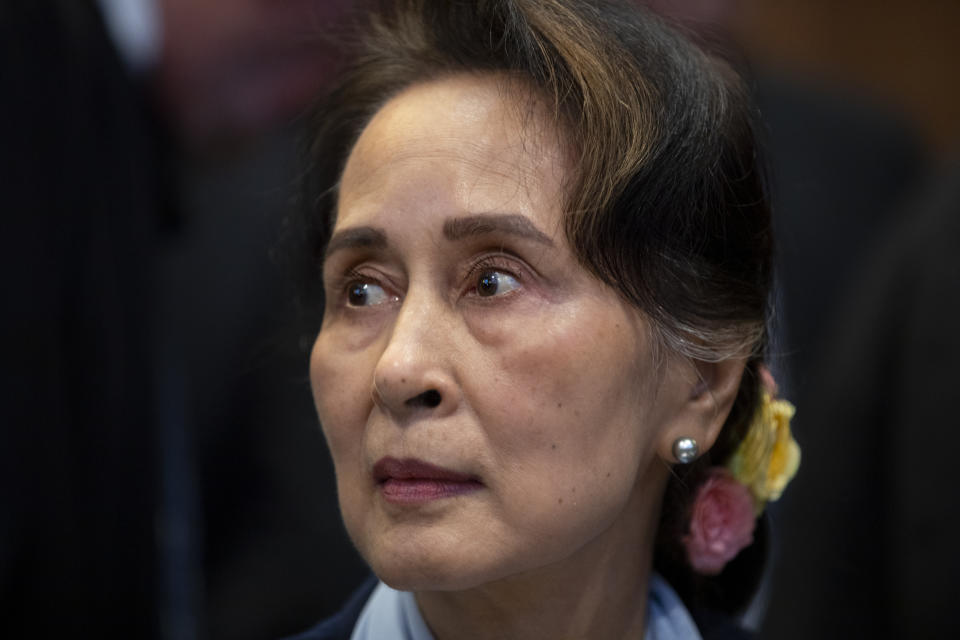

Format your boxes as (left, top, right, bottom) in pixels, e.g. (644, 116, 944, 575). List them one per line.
(309, 74, 742, 640)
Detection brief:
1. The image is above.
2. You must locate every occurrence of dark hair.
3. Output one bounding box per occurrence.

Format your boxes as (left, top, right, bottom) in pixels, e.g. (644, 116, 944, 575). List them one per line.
(300, 0, 773, 614)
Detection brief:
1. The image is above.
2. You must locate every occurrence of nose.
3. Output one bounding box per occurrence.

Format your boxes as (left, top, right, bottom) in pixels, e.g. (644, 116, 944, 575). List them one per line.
(372, 293, 460, 421)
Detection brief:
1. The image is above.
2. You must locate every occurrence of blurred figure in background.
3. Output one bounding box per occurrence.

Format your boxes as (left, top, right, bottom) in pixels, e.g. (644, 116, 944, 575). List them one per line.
(769, 157, 960, 640)
(0, 1, 364, 638)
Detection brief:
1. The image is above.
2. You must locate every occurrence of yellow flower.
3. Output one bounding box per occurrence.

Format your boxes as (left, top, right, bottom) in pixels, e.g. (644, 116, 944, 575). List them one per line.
(727, 391, 800, 511)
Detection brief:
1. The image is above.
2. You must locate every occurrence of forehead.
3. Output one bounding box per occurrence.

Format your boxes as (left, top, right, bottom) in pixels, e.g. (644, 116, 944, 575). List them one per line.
(336, 74, 569, 232)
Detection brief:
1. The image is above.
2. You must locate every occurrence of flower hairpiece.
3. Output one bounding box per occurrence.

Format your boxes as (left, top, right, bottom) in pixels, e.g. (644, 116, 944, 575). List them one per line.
(683, 365, 800, 575)
(683, 467, 755, 575)
(727, 373, 800, 512)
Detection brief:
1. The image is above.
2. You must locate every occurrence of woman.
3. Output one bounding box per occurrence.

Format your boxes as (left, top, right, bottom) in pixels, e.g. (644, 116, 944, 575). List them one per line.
(292, 0, 799, 638)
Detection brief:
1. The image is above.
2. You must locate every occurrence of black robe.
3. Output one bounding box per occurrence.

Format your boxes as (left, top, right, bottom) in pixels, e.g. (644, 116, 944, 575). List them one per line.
(0, 0, 171, 635)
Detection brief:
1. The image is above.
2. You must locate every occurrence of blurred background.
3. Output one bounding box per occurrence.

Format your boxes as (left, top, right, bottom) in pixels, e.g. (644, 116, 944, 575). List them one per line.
(1, 0, 957, 638)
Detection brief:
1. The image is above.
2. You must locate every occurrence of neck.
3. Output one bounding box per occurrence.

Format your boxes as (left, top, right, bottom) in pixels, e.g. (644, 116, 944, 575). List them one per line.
(416, 467, 667, 640)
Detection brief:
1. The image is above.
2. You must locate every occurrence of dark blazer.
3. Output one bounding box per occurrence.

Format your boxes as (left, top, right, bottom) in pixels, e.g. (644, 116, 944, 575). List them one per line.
(287, 576, 755, 640)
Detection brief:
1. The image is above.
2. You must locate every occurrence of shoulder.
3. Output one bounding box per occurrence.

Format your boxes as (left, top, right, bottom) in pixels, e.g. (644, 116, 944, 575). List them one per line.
(284, 576, 378, 640)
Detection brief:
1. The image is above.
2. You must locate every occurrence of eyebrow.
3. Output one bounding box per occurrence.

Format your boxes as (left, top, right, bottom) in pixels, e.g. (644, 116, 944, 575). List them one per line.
(443, 213, 554, 246)
(324, 226, 388, 260)
(324, 213, 554, 261)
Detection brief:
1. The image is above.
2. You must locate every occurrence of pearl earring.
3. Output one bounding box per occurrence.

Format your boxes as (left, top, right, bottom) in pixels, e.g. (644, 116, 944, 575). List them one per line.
(672, 437, 699, 464)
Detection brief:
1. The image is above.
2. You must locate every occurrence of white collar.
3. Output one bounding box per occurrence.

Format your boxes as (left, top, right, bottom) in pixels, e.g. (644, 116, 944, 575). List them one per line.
(95, 0, 161, 73)
(350, 582, 434, 640)
(351, 573, 702, 640)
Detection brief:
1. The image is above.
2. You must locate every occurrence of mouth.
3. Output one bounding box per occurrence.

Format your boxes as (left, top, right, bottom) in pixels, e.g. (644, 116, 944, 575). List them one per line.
(373, 457, 484, 504)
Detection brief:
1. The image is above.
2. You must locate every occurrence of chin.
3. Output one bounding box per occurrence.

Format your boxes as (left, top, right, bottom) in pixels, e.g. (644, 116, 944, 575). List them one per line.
(362, 534, 512, 593)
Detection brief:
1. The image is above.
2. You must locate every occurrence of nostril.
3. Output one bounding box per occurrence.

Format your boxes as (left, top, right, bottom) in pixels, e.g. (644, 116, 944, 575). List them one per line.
(406, 389, 442, 409)
(422, 390, 441, 407)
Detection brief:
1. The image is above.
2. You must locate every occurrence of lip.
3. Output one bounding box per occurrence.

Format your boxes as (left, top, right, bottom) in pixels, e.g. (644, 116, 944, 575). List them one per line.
(373, 457, 483, 504)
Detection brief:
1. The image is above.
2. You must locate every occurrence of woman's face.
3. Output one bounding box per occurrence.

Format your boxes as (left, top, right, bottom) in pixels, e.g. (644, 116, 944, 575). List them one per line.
(310, 75, 688, 591)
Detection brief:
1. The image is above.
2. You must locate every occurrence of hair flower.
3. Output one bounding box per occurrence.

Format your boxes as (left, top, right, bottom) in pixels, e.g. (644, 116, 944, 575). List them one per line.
(683, 468, 756, 575)
(726, 372, 801, 511)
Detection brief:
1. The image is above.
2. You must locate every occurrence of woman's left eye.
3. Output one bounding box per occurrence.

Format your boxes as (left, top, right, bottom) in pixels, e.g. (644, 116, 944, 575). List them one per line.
(474, 269, 521, 297)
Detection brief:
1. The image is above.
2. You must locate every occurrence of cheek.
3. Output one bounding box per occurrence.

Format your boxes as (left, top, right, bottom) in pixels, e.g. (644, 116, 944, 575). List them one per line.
(466, 299, 656, 521)
(310, 330, 383, 553)
(309, 329, 376, 479)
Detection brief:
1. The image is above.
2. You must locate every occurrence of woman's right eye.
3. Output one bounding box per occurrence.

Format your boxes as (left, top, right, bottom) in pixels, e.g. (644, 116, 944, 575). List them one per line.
(346, 281, 392, 307)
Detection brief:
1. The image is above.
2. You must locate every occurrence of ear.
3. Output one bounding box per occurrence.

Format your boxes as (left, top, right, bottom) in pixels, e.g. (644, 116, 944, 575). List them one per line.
(655, 357, 746, 463)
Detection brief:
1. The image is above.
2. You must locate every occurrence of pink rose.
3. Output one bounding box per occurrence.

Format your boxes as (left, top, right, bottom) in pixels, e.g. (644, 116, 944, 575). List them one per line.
(683, 468, 756, 575)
